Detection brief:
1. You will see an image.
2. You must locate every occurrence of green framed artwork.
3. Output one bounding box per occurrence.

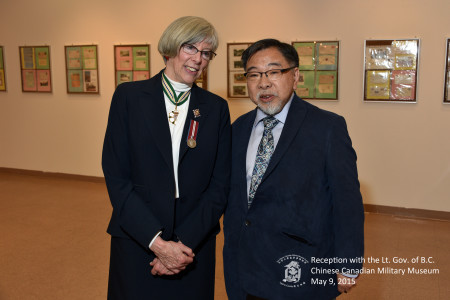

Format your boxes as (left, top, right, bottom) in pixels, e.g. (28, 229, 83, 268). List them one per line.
(364, 39, 419, 102)
(114, 44, 150, 87)
(292, 41, 339, 100)
(0, 46, 6, 91)
(65, 45, 99, 94)
(19, 45, 52, 92)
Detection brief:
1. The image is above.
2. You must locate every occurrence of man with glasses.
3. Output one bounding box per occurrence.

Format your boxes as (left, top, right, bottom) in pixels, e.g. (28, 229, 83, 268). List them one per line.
(223, 39, 364, 300)
(103, 16, 230, 299)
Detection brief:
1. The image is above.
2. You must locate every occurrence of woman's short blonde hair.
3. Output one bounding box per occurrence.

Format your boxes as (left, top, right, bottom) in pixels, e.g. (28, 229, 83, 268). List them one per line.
(158, 16, 219, 62)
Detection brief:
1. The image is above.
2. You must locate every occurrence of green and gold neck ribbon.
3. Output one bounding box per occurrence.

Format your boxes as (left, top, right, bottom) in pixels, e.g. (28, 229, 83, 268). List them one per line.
(162, 73, 191, 107)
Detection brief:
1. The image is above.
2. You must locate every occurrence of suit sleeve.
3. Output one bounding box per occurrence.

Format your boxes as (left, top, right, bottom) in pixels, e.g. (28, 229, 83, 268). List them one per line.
(174, 101, 232, 250)
(327, 116, 364, 273)
(102, 84, 163, 249)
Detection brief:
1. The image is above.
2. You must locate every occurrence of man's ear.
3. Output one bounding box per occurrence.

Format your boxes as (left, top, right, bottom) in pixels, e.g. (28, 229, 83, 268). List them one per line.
(292, 67, 300, 90)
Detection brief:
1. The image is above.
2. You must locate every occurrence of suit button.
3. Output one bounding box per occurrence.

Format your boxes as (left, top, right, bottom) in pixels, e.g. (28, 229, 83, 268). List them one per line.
(245, 220, 251, 226)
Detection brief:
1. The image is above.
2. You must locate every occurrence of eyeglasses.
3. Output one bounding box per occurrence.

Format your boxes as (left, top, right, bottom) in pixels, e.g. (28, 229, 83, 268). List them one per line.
(244, 66, 296, 82)
(181, 44, 217, 61)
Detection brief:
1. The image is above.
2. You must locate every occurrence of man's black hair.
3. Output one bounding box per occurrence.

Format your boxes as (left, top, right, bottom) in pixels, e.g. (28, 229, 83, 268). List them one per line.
(241, 38, 299, 70)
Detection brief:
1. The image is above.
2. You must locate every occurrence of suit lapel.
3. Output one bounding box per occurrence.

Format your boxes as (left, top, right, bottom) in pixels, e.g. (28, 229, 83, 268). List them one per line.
(139, 71, 174, 172)
(261, 95, 308, 182)
(178, 85, 208, 162)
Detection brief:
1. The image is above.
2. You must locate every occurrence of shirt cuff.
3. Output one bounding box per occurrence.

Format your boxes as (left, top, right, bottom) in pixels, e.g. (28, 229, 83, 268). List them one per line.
(148, 231, 162, 249)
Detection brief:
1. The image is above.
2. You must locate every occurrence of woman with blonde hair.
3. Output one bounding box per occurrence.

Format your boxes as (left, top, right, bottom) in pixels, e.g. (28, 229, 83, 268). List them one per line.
(102, 16, 230, 299)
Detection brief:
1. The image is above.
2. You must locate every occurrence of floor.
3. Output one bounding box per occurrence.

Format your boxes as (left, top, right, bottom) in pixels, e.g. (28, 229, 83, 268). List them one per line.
(0, 171, 449, 299)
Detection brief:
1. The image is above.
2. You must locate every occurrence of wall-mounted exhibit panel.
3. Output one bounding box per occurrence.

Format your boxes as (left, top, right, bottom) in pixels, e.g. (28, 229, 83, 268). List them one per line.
(364, 39, 419, 103)
(65, 45, 99, 94)
(114, 44, 150, 87)
(19, 45, 52, 93)
(293, 41, 339, 100)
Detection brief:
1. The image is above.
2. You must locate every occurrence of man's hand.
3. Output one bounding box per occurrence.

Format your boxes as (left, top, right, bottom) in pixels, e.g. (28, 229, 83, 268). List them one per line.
(337, 273, 358, 294)
(150, 258, 175, 276)
(149, 237, 194, 274)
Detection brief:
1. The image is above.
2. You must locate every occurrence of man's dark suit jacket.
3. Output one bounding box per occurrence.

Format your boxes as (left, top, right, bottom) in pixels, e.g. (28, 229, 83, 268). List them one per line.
(223, 94, 364, 300)
(102, 70, 231, 298)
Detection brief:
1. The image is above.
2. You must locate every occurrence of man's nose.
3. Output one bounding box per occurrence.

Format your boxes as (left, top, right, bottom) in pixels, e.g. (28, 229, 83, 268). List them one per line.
(258, 73, 272, 88)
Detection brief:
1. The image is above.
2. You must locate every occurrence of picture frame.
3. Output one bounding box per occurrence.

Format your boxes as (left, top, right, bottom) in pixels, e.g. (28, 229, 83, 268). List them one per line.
(292, 41, 339, 100)
(227, 42, 252, 98)
(444, 38, 450, 104)
(363, 39, 420, 103)
(0, 46, 6, 91)
(65, 45, 99, 94)
(19, 45, 52, 93)
(114, 44, 150, 87)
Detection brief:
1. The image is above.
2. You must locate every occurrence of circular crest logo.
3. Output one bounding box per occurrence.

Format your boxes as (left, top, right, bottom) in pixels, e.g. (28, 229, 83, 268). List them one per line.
(276, 254, 308, 288)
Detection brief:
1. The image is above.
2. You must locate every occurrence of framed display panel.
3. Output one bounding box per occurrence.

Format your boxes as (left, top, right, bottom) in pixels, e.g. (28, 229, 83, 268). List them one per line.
(227, 42, 252, 98)
(0, 46, 5, 91)
(363, 39, 419, 103)
(19, 46, 52, 92)
(195, 69, 208, 90)
(292, 41, 339, 100)
(65, 45, 99, 94)
(114, 44, 150, 87)
(444, 38, 450, 103)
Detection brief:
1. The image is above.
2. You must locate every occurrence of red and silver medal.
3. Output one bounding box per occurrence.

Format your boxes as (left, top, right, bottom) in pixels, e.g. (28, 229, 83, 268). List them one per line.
(187, 120, 199, 148)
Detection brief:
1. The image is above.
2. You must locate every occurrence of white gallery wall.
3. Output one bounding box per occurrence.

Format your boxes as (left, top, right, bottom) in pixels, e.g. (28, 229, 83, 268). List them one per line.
(0, 0, 449, 212)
